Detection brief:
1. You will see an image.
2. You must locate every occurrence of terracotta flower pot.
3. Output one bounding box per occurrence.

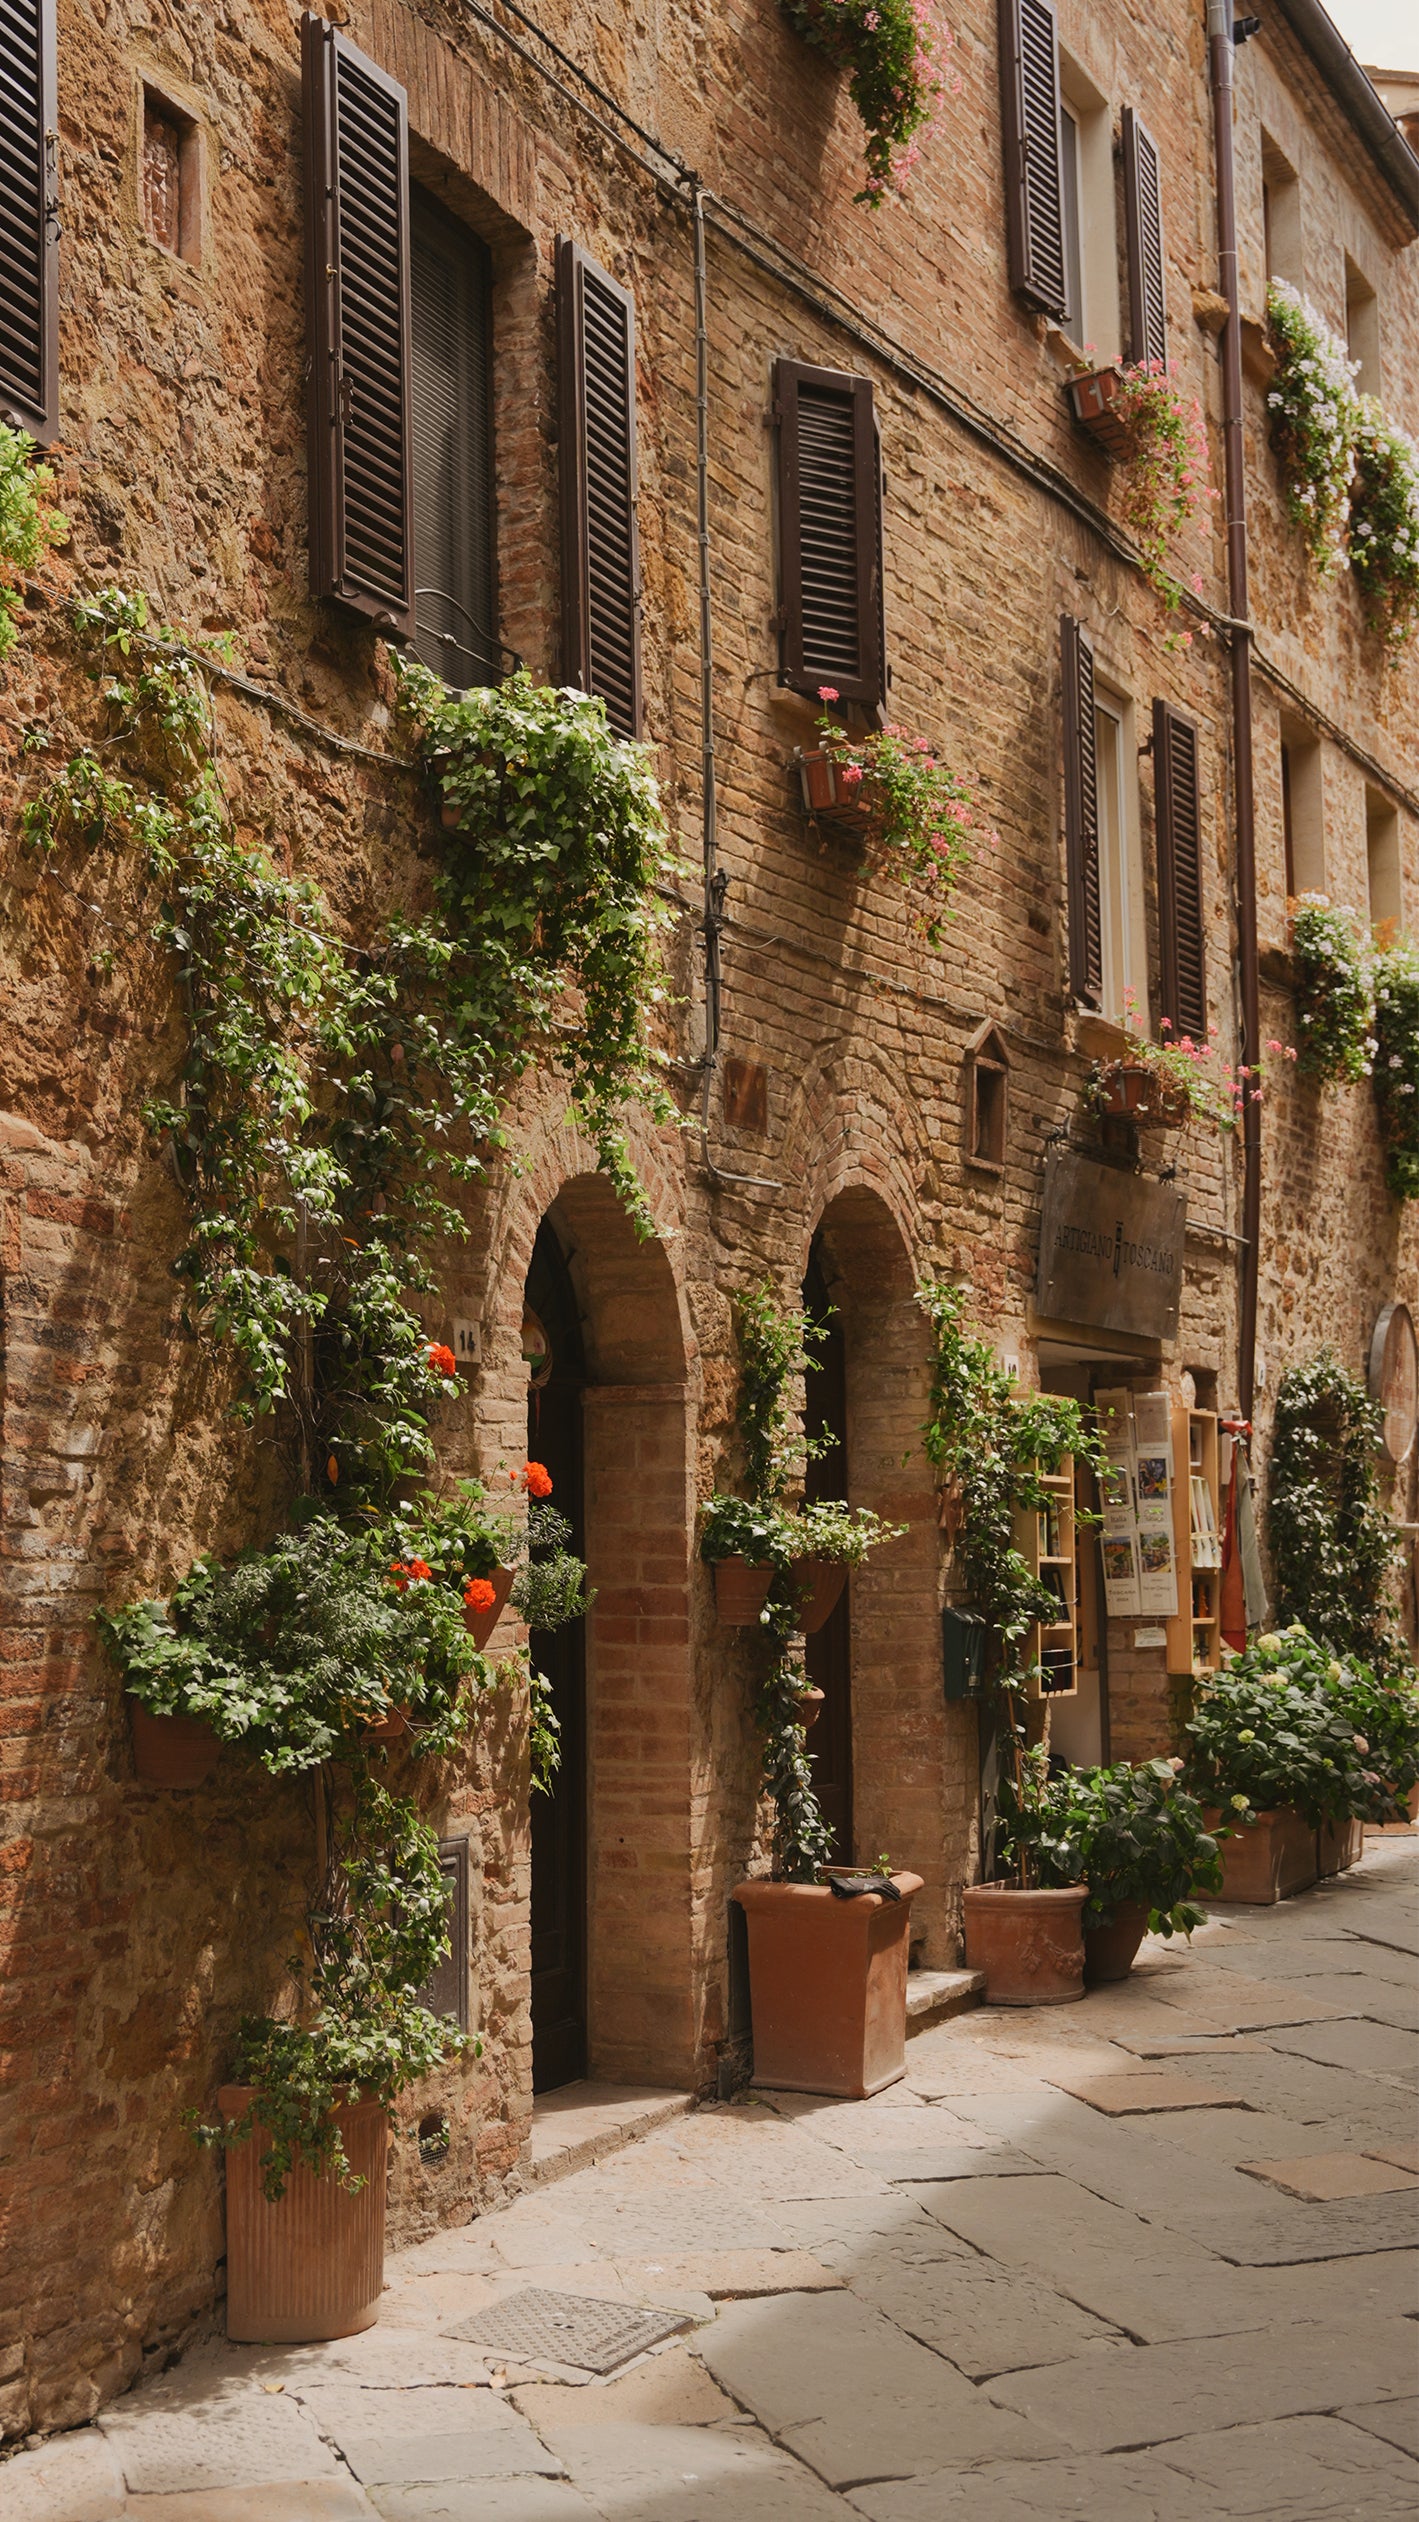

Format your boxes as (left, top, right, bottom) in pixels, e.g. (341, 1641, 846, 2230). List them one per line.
(713, 1557, 774, 1626)
(962, 1883, 1087, 2005)
(1205, 1807, 1317, 1904)
(732, 1872, 923, 2097)
(463, 1562, 516, 1650)
(218, 2085, 387, 2344)
(1316, 1815, 1365, 1878)
(797, 1687, 826, 1730)
(794, 748, 877, 839)
(1066, 365, 1131, 455)
(1083, 1899, 1150, 1983)
(792, 1556, 848, 1635)
(129, 1699, 219, 1789)
(1094, 1062, 1190, 1127)
(363, 1706, 410, 1743)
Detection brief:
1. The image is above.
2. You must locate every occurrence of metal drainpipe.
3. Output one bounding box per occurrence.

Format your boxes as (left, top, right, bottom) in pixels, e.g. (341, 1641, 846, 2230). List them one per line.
(1207, 0, 1262, 1423)
(692, 183, 726, 1139)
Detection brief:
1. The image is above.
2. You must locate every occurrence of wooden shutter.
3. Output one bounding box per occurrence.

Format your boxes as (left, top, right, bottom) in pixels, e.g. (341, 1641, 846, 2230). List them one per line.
(302, 11, 413, 638)
(1061, 617, 1102, 1006)
(773, 359, 883, 709)
(998, 0, 1069, 324)
(0, 0, 59, 442)
(1123, 107, 1168, 370)
(1154, 701, 1207, 1040)
(557, 237, 641, 739)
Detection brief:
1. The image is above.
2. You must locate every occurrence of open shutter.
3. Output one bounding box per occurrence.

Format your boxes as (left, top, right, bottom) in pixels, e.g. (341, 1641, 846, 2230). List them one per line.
(557, 237, 641, 739)
(302, 11, 413, 638)
(1154, 701, 1207, 1040)
(1123, 107, 1168, 370)
(1061, 618, 1102, 1006)
(773, 358, 883, 710)
(998, 0, 1069, 324)
(0, 0, 59, 442)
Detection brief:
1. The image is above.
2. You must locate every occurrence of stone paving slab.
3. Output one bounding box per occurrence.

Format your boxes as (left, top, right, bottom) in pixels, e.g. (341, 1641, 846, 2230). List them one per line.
(848, 2145, 1040, 2181)
(846, 2449, 1199, 2521)
(839, 2243, 1128, 2379)
(609, 2247, 843, 2297)
(529, 2417, 851, 2519)
(1152, 2413, 1419, 2519)
(296, 2383, 562, 2486)
(1239, 2148, 1419, 2199)
(1043, 2070, 1248, 2112)
(1183, 2190, 1419, 2261)
(1336, 2395, 1419, 2458)
(1263, 1972, 1419, 2026)
(0, 2428, 126, 2521)
(368, 2485, 594, 2521)
(1265, 2015, 1419, 2078)
(126, 2490, 377, 2521)
(982, 2314, 1418, 2451)
(95, 2389, 339, 2494)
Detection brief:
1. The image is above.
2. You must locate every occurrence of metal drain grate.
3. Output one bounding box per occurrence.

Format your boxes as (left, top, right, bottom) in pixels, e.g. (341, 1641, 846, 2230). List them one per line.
(451, 2286, 690, 2375)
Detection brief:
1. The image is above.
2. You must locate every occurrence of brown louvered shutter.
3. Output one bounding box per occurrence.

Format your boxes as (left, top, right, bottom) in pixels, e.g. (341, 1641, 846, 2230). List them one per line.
(1123, 107, 1168, 370)
(557, 237, 641, 739)
(302, 12, 413, 638)
(0, 0, 59, 442)
(998, 0, 1069, 324)
(1061, 618, 1102, 1006)
(773, 359, 883, 710)
(1154, 701, 1207, 1040)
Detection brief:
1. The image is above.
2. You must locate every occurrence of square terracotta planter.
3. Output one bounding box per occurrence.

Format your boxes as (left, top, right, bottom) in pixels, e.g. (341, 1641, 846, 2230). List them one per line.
(732, 1872, 922, 2097)
(219, 2086, 387, 2343)
(1206, 1808, 1317, 1904)
(793, 748, 878, 840)
(1066, 366, 1131, 455)
(1316, 1816, 1365, 1878)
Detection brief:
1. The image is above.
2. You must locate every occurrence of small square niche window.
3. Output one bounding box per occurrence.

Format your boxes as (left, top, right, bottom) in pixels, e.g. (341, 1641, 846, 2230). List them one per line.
(142, 91, 200, 263)
(965, 1020, 1010, 1173)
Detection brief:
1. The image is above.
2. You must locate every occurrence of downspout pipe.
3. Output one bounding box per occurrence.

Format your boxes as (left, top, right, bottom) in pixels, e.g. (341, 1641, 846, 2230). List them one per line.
(692, 182, 727, 1139)
(1207, 0, 1261, 1424)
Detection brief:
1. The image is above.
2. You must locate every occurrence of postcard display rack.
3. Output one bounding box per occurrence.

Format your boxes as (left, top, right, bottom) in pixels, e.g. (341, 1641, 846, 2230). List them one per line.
(1013, 1460, 1079, 1698)
(1094, 1390, 1222, 1673)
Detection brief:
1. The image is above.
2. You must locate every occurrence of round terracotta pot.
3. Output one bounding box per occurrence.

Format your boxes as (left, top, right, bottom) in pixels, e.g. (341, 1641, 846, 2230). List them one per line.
(713, 1557, 774, 1626)
(217, 2084, 387, 2344)
(792, 1557, 848, 1635)
(129, 1700, 219, 1789)
(1084, 1899, 1150, 1983)
(962, 1883, 1087, 2005)
(1095, 1064, 1189, 1127)
(797, 1687, 826, 1730)
(463, 1562, 515, 1649)
(363, 1706, 410, 1744)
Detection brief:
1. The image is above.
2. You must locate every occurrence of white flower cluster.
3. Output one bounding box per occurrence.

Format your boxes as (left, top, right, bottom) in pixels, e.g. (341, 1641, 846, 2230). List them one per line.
(1266, 280, 1360, 574)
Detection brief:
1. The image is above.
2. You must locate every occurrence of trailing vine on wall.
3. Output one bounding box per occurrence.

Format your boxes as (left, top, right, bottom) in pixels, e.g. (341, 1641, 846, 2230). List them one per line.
(1290, 894, 1374, 1085)
(1107, 363, 1217, 618)
(1265, 281, 1360, 576)
(0, 422, 66, 659)
(782, 0, 955, 208)
(1267, 1351, 1406, 1679)
(1349, 401, 1419, 650)
(1372, 942, 1419, 1201)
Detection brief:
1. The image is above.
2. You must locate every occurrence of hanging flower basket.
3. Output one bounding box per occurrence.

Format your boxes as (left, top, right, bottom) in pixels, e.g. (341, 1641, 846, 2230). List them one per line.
(714, 1556, 775, 1626)
(797, 1685, 826, 1730)
(1066, 367, 1131, 457)
(795, 747, 878, 838)
(791, 1555, 849, 1635)
(1094, 1061, 1192, 1127)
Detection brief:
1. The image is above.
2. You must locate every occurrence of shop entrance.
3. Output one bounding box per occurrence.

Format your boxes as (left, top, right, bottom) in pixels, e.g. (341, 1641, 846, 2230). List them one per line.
(526, 1219, 588, 2092)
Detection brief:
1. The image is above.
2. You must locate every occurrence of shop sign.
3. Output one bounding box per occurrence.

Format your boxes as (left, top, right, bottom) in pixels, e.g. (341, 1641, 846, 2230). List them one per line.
(1036, 1148, 1186, 1341)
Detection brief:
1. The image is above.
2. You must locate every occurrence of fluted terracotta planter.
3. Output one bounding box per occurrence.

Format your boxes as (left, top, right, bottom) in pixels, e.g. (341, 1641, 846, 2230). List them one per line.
(1083, 1900, 1150, 1983)
(713, 1557, 774, 1626)
(792, 1556, 848, 1635)
(463, 1562, 515, 1649)
(1205, 1807, 1317, 1904)
(1066, 365, 1130, 455)
(129, 1700, 219, 1789)
(1316, 1816, 1365, 1878)
(218, 2085, 387, 2343)
(963, 1883, 1087, 2005)
(733, 1872, 922, 2097)
(798, 1687, 825, 1730)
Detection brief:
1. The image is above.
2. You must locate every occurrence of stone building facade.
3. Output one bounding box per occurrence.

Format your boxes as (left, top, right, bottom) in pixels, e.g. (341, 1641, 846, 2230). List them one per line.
(0, 0, 1415, 2443)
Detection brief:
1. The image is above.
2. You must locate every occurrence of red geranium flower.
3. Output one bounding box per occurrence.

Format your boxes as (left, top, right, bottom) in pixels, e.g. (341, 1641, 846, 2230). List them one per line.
(427, 1342, 458, 1379)
(522, 1461, 553, 1499)
(390, 1557, 433, 1592)
(463, 1576, 497, 1614)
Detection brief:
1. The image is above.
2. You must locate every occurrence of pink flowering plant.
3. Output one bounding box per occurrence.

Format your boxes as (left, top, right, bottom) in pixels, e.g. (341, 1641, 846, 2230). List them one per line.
(783, 0, 955, 206)
(1107, 362, 1216, 612)
(1087, 991, 1286, 1133)
(814, 692, 979, 943)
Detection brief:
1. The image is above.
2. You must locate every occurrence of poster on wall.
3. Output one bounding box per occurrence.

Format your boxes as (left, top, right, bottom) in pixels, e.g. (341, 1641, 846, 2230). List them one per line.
(1092, 1386, 1177, 1619)
(1094, 1387, 1143, 1615)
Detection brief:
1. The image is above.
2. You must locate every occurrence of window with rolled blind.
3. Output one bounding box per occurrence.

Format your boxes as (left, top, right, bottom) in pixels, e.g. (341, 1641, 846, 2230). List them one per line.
(302, 11, 414, 638)
(773, 358, 883, 710)
(1154, 700, 1207, 1041)
(1123, 107, 1168, 370)
(557, 237, 641, 739)
(410, 188, 495, 688)
(1061, 616, 1102, 1006)
(0, 0, 59, 442)
(998, 0, 1069, 325)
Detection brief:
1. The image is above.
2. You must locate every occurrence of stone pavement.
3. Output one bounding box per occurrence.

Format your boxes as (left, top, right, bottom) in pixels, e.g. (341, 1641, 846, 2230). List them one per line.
(8, 1838, 1418, 2522)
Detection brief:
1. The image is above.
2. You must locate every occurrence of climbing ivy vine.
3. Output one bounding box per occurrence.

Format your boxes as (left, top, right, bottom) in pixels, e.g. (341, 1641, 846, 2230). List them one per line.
(1268, 1351, 1407, 1679)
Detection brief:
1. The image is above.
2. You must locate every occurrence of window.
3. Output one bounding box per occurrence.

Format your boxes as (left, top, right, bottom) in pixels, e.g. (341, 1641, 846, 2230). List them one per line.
(141, 90, 200, 263)
(1095, 687, 1147, 1022)
(965, 1022, 1010, 1172)
(0, 0, 59, 442)
(557, 238, 642, 737)
(1058, 58, 1119, 362)
(411, 189, 496, 688)
(1279, 720, 1325, 895)
(1261, 134, 1301, 287)
(1366, 789, 1403, 941)
(773, 359, 884, 710)
(1345, 258, 1380, 396)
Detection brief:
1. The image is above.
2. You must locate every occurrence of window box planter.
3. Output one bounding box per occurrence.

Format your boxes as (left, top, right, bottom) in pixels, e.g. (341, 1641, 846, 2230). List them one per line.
(218, 2085, 387, 2343)
(794, 748, 877, 839)
(732, 1871, 922, 2097)
(1204, 1807, 1317, 1904)
(791, 1555, 848, 1636)
(1083, 1900, 1150, 1984)
(1066, 366, 1131, 458)
(962, 1883, 1087, 2005)
(129, 1699, 219, 1789)
(1316, 1816, 1365, 1878)
(463, 1562, 515, 1650)
(713, 1557, 775, 1626)
(1094, 1061, 1191, 1127)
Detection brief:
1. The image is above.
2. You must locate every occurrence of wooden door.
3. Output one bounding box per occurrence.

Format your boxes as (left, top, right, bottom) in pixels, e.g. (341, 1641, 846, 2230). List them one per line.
(803, 1242, 853, 1865)
(526, 1222, 588, 2092)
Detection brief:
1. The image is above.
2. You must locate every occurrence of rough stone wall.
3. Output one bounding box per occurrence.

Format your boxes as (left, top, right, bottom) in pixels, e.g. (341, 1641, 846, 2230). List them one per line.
(1, 0, 1415, 2444)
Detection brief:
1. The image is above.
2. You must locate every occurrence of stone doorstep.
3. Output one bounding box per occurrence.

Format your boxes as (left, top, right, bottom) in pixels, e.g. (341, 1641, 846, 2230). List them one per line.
(528, 2083, 694, 2188)
(907, 1967, 986, 2030)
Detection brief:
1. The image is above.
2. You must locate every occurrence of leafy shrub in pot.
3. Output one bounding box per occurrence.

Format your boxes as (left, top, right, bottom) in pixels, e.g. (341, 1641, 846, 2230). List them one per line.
(1183, 1630, 1373, 1830)
(1061, 1757, 1222, 1946)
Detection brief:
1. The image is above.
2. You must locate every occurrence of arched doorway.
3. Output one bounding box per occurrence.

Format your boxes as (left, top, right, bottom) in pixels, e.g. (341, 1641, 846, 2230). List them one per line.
(803, 1236, 853, 1865)
(525, 1219, 588, 2091)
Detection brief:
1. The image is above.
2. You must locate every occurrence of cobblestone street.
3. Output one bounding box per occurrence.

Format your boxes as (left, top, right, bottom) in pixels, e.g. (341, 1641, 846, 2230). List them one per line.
(10, 1837, 1417, 2522)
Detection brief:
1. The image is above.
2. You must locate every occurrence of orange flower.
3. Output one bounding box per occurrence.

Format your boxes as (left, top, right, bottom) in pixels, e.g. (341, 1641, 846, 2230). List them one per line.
(463, 1576, 497, 1614)
(390, 1557, 432, 1592)
(522, 1461, 553, 1499)
(427, 1342, 458, 1379)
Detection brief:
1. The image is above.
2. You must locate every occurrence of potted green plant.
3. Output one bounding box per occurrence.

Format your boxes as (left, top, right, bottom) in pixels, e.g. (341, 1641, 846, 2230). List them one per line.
(962, 1729, 1089, 2004)
(1060, 1758, 1222, 1980)
(1319, 1655, 1419, 1861)
(700, 1494, 795, 1626)
(1183, 1629, 1372, 1902)
(787, 1496, 904, 1634)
